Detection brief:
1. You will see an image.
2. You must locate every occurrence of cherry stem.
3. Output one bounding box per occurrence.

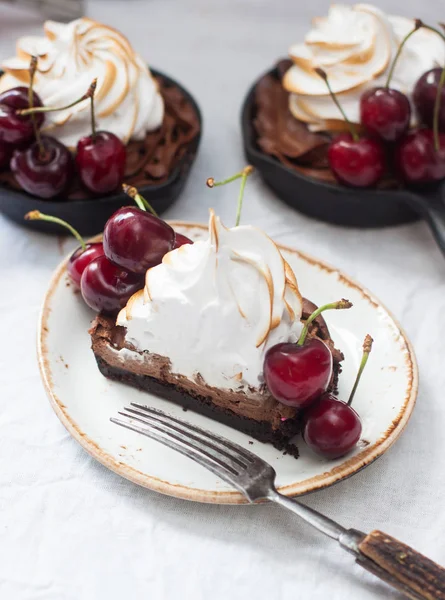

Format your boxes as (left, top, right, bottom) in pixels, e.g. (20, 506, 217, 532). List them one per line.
(434, 66, 445, 152)
(206, 165, 254, 226)
(315, 68, 359, 142)
(18, 79, 97, 116)
(385, 19, 422, 88)
(416, 24, 445, 152)
(347, 334, 373, 406)
(122, 183, 158, 216)
(27, 56, 46, 161)
(90, 78, 97, 141)
(24, 210, 86, 251)
(297, 299, 353, 346)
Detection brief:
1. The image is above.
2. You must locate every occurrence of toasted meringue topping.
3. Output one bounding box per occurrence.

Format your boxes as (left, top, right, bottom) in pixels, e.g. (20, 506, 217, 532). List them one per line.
(283, 4, 445, 131)
(0, 18, 164, 147)
(117, 212, 303, 391)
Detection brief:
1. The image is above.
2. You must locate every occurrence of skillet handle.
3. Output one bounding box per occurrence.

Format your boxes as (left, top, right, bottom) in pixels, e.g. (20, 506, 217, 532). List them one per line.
(405, 187, 445, 257)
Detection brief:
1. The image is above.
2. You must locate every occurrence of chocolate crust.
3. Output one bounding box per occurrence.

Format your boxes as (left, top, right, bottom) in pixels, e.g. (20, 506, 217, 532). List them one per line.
(90, 298, 343, 454)
(95, 354, 302, 453)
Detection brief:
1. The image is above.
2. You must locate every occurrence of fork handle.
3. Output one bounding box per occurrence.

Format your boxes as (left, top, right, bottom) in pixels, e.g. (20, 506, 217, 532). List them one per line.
(357, 530, 445, 600)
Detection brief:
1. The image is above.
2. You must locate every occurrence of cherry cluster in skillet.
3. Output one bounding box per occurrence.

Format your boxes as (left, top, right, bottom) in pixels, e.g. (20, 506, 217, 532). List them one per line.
(317, 19, 445, 188)
(27, 166, 371, 461)
(0, 56, 126, 198)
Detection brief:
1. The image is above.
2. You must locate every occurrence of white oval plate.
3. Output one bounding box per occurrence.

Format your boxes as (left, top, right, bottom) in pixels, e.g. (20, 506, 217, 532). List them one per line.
(38, 222, 418, 504)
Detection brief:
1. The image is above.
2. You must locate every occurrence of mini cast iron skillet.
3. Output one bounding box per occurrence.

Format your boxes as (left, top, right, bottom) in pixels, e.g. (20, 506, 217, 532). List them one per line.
(0, 69, 202, 236)
(241, 67, 445, 257)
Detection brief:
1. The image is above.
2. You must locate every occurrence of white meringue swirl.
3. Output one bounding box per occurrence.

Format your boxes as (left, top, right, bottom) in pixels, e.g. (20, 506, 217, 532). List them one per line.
(0, 18, 164, 147)
(117, 211, 303, 391)
(283, 4, 445, 132)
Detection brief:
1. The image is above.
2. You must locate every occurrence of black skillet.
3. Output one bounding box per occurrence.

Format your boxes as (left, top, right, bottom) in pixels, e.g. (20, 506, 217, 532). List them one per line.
(0, 69, 202, 236)
(241, 66, 445, 257)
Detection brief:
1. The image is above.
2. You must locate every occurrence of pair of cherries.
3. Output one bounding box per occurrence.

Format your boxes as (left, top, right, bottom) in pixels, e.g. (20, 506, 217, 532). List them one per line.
(26, 187, 192, 314)
(264, 301, 372, 459)
(0, 56, 127, 198)
(320, 19, 445, 188)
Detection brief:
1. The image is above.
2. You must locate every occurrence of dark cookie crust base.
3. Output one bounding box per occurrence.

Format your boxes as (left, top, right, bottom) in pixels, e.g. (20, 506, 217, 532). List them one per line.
(95, 354, 302, 455)
(94, 352, 340, 457)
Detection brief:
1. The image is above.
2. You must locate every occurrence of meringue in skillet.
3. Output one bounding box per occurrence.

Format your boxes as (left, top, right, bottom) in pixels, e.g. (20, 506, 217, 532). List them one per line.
(283, 3, 445, 132)
(0, 18, 164, 148)
(90, 211, 343, 449)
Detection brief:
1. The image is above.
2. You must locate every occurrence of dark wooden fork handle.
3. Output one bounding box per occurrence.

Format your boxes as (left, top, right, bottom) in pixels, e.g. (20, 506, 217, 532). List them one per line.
(357, 530, 445, 600)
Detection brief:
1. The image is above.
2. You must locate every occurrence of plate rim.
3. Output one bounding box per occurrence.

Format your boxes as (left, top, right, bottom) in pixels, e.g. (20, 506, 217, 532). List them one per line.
(37, 221, 419, 504)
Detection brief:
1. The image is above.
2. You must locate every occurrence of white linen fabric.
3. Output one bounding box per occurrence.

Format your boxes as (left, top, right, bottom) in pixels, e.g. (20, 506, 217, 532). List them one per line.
(1, 1, 445, 599)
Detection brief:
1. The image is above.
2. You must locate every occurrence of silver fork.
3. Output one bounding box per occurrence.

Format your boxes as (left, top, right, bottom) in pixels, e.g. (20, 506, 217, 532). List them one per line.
(112, 404, 445, 600)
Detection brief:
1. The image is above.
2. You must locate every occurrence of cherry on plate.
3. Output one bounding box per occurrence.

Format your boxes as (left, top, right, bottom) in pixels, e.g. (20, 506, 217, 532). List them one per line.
(68, 243, 105, 288)
(103, 206, 175, 274)
(81, 255, 145, 314)
(173, 233, 193, 249)
(303, 394, 362, 459)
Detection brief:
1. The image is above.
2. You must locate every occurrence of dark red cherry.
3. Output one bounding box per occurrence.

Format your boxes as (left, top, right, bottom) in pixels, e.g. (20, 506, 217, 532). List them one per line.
(76, 131, 126, 194)
(395, 128, 445, 184)
(0, 87, 44, 145)
(0, 139, 13, 169)
(328, 133, 385, 188)
(103, 206, 175, 274)
(360, 87, 410, 142)
(80, 255, 144, 314)
(413, 68, 445, 132)
(10, 136, 73, 198)
(173, 232, 193, 249)
(67, 243, 105, 289)
(264, 338, 333, 408)
(303, 394, 362, 459)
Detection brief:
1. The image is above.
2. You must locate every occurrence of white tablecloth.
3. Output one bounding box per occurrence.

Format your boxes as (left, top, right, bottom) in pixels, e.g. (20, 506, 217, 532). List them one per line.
(2, 1, 445, 598)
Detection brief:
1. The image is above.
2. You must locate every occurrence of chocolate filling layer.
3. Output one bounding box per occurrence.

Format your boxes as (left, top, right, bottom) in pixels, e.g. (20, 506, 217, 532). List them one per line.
(90, 298, 343, 452)
(253, 60, 400, 189)
(0, 75, 200, 199)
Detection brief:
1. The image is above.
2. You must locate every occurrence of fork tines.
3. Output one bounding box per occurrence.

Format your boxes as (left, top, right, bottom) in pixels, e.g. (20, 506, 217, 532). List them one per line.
(111, 403, 260, 487)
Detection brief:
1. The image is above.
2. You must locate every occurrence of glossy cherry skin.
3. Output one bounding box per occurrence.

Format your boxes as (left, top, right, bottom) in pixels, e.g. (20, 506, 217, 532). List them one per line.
(360, 87, 410, 142)
(328, 133, 385, 188)
(67, 242, 105, 289)
(395, 129, 445, 184)
(173, 232, 193, 249)
(413, 68, 445, 132)
(303, 394, 362, 459)
(76, 131, 126, 194)
(80, 255, 144, 314)
(103, 206, 175, 274)
(0, 139, 13, 169)
(0, 87, 44, 145)
(10, 136, 73, 198)
(264, 338, 333, 408)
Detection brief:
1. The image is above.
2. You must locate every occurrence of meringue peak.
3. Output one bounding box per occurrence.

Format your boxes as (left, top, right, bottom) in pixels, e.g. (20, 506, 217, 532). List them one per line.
(118, 213, 303, 391)
(0, 18, 164, 147)
(283, 4, 445, 131)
